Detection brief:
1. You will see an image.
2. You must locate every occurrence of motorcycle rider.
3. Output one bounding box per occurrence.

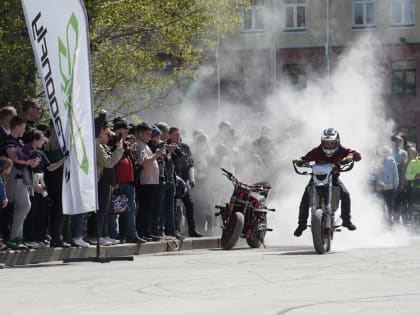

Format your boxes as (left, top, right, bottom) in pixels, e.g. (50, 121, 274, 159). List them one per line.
(293, 128, 361, 236)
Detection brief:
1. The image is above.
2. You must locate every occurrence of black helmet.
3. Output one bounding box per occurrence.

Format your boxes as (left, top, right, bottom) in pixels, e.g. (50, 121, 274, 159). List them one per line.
(321, 128, 340, 157)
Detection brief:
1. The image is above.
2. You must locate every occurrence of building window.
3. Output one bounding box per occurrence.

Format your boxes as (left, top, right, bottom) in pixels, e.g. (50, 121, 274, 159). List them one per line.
(392, 61, 416, 95)
(284, 0, 306, 31)
(352, 0, 376, 28)
(390, 0, 415, 27)
(282, 64, 306, 89)
(241, 0, 264, 33)
(242, 63, 268, 104)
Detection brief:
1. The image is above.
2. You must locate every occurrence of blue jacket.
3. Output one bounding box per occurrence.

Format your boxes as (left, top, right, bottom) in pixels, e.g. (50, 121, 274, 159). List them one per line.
(374, 157, 399, 189)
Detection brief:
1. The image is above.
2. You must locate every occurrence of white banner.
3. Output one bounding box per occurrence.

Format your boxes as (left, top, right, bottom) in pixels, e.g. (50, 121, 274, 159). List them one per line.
(21, 0, 97, 214)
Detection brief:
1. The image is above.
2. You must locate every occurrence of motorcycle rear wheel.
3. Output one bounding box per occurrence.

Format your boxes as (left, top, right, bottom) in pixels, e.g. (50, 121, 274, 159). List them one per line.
(311, 209, 331, 254)
(221, 212, 244, 250)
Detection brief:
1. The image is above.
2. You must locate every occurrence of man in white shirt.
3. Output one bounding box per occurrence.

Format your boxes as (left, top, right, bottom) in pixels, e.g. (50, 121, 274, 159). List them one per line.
(135, 122, 163, 241)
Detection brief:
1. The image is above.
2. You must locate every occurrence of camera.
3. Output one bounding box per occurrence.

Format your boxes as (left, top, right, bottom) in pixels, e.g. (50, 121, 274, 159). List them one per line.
(157, 142, 168, 155)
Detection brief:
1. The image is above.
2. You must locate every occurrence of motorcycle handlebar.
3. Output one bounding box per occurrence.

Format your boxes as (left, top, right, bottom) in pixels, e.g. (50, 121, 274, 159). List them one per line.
(221, 168, 238, 184)
(221, 168, 271, 193)
(221, 168, 233, 177)
(292, 160, 312, 175)
(292, 160, 355, 175)
(338, 160, 354, 172)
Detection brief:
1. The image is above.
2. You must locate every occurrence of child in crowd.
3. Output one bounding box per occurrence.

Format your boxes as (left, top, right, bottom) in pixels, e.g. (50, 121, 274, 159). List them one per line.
(0, 157, 13, 250)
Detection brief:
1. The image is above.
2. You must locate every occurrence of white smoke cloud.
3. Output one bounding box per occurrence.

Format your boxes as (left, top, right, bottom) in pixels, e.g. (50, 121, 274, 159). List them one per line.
(264, 35, 410, 250)
(138, 34, 412, 250)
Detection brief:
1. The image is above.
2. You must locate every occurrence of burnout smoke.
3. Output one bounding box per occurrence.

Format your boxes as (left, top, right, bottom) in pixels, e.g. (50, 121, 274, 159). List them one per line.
(138, 36, 410, 249)
(264, 35, 410, 249)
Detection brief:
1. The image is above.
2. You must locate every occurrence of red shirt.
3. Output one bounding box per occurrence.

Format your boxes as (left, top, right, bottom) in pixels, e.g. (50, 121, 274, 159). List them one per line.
(115, 153, 135, 183)
(301, 145, 362, 179)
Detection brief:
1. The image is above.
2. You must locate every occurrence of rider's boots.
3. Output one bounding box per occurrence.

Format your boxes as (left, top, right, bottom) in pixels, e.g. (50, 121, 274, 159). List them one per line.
(342, 220, 357, 231)
(294, 224, 307, 237)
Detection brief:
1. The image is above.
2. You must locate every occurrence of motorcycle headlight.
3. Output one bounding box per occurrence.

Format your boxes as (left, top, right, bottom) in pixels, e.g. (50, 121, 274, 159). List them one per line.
(315, 174, 327, 181)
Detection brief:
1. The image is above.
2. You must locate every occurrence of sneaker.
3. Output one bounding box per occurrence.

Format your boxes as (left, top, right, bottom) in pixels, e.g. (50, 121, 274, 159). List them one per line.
(294, 225, 307, 237)
(85, 237, 98, 245)
(21, 241, 36, 249)
(175, 232, 185, 241)
(126, 237, 147, 244)
(26, 241, 42, 249)
(0, 241, 7, 251)
(72, 237, 90, 248)
(189, 230, 203, 237)
(7, 240, 28, 250)
(149, 234, 161, 242)
(104, 236, 120, 245)
(50, 240, 71, 248)
(98, 237, 112, 246)
(35, 241, 49, 249)
(342, 221, 357, 231)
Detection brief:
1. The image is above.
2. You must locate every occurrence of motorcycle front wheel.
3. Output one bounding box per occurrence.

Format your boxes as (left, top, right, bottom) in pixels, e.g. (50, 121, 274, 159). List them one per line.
(311, 209, 331, 254)
(221, 212, 244, 250)
(246, 215, 267, 248)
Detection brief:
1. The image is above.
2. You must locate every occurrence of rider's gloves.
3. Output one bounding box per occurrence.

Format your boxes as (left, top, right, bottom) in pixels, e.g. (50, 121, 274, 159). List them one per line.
(294, 159, 305, 167)
(341, 155, 353, 165)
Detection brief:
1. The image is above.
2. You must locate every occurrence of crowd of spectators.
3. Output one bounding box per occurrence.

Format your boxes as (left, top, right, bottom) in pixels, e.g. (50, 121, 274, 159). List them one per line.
(0, 100, 279, 251)
(370, 134, 420, 224)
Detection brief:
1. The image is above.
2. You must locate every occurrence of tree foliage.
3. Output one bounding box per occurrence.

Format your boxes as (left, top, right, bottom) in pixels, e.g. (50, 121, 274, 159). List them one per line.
(1, 0, 248, 114)
(0, 0, 36, 108)
(87, 0, 248, 115)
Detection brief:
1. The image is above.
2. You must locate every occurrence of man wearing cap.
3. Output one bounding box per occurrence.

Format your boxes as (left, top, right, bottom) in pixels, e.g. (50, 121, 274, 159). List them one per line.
(112, 119, 146, 243)
(89, 109, 123, 246)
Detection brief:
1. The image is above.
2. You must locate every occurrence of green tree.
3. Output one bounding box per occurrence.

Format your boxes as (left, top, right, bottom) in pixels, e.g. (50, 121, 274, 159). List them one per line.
(86, 0, 248, 116)
(1, 0, 248, 114)
(0, 0, 36, 108)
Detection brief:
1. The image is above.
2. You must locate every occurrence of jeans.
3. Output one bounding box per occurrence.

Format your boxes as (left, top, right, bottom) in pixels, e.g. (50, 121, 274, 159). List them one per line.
(118, 183, 138, 239)
(158, 182, 176, 236)
(87, 182, 112, 238)
(10, 179, 31, 240)
(71, 213, 85, 239)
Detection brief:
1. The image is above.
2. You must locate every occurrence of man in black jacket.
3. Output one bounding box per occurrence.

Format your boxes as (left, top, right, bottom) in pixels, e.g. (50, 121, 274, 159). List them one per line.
(155, 122, 183, 239)
(169, 126, 202, 237)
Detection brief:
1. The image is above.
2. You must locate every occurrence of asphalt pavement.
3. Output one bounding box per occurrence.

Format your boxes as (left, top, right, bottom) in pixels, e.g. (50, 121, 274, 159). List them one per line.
(1, 235, 420, 315)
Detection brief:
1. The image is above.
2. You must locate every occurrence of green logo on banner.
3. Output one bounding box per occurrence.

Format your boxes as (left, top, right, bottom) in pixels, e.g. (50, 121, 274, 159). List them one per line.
(58, 13, 89, 175)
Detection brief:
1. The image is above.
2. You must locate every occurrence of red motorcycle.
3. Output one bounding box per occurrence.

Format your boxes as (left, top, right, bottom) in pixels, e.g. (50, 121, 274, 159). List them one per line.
(215, 168, 275, 250)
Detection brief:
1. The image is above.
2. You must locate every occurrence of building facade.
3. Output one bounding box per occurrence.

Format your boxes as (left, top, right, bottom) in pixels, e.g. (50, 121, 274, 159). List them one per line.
(218, 0, 420, 146)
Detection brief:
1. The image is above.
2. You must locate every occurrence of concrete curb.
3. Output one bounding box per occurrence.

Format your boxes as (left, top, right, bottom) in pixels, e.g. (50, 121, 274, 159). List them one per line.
(0, 237, 242, 267)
